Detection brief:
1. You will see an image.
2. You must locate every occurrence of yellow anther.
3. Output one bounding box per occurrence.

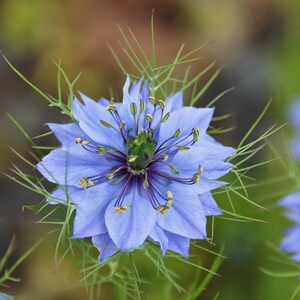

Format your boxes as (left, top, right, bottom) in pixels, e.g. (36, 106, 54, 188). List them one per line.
(146, 114, 153, 122)
(158, 99, 165, 110)
(75, 137, 89, 145)
(156, 205, 169, 215)
(143, 179, 149, 189)
(173, 129, 181, 138)
(130, 102, 137, 116)
(79, 177, 95, 189)
(192, 173, 200, 184)
(161, 112, 170, 123)
(119, 123, 125, 129)
(192, 128, 200, 143)
(166, 191, 173, 200)
(198, 165, 204, 174)
(128, 155, 138, 163)
(114, 205, 132, 214)
(149, 96, 157, 105)
(106, 173, 114, 180)
(163, 154, 169, 160)
(100, 120, 112, 128)
(178, 146, 189, 151)
(165, 199, 173, 209)
(106, 104, 117, 111)
(140, 99, 145, 112)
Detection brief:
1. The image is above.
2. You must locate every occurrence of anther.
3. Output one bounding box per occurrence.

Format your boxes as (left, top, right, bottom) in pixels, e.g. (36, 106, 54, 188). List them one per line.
(156, 205, 169, 214)
(130, 102, 137, 116)
(173, 129, 181, 138)
(163, 154, 169, 160)
(161, 112, 170, 123)
(143, 179, 149, 189)
(79, 177, 95, 189)
(75, 137, 90, 145)
(128, 155, 138, 163)
(119, 123, 125, 129)
(192, 128, 200, 143)
(149, 96, 157, 105)
(106, 104, 117, 111)
(100, 120, 113, 128)
(158, 99, 165, 110)
(146, 114, 153, 122)
(114, 205, 132, 214)
(170, 166, 179, 174)
(140, 100, 145, 112)
(177, 146, 190, 151)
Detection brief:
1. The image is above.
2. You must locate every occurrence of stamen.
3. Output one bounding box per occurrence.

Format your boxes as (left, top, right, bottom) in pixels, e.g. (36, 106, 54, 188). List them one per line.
(173, 129, 181, 138)
(146, 114, 153, 122)
(79, 177, 95, 189)
(192, 128, 200, 143)
(130, 102, 137, 116)
(161, 112, 170, 123)
(75, 137, 90, 145)
(114, 205, 132, 214)
(192, 165, 204, 183)
(143, 171, 149, 189)
(158, 99, 165, 110)
(106, 104, 117, 111)
(106, 166, 127, 180)
(100, 120, 113, 128)
(156, 191, 173, 215)
(149, 96, 157, 105)
(128, 155, 138, 163)
(156, 205, 169, 214)
(140, 99, 145, 112)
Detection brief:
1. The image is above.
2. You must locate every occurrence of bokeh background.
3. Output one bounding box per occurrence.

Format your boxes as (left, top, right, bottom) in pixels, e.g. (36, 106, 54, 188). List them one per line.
(0, 0, 300, 299)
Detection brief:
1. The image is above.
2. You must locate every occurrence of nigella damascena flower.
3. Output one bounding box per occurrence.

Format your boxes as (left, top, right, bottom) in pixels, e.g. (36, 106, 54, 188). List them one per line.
(288, 100, 300, 160)
(279, 192, 300, 262)
(37, 77, 235, 261)
(0, 295, 12, 300)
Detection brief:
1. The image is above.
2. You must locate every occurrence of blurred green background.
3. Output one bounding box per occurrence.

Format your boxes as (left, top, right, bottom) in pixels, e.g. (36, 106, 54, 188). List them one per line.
(1, 0, 300, 299)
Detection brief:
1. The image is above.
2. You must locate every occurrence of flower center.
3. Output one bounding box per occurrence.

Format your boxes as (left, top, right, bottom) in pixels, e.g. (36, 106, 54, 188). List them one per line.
(126, 130, 157, 170)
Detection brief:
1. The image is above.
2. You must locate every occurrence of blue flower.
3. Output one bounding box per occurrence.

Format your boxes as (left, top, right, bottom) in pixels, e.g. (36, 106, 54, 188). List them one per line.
(0, 295, 13, 300)
(279, 192, 300, 261)
(288, 100, 300, 160)
(37, 76, 235, 261)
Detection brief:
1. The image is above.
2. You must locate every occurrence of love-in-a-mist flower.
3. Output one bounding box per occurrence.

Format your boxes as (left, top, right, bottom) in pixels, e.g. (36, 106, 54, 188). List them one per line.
(279, 192, 300, 261)
(0, 294, 12, 300)
(288, 100, 300, 160)
(37, 77, 235, 261)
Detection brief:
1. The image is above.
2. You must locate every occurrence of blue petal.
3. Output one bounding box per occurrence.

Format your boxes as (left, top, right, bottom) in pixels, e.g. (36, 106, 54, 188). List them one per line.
(98, 97, 110, 106)
(48, 185, 81, 205)
(291, 135, 300, 161)
(199, 192, 222, 216)
(92, 233, 119, 262)
(73, 183, 114, 238)
(157, 183, 207, 239)
(169, 146, 233, 179)
(281, 225, 300, 261)
(164, 230, 190, 258)
(192, 178, 227, 194)
(288, 100, 300, 128)
(195, 135, 235, 160)
(105, 183, 157, 249)
(37, 145, 111, 187)
(279, 192, 300, 222)
(157, 107, 214, 144)
(73, 97, 124, 151)
(148, 225, 168, 255)
(47, 122, 88, 146)
(164, 91, 183, 112)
